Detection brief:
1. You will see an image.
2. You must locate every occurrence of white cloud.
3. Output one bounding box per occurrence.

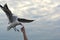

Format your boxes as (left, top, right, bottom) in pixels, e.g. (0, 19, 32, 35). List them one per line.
(1, 0, 60, 20)
(0, 0, 60, 40)
(50, 14, 60, 20)
(0, 0, 60, 22)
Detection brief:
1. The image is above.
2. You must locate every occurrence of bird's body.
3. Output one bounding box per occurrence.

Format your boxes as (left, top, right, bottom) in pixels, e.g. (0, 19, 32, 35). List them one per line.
(0, 3, 34, 32)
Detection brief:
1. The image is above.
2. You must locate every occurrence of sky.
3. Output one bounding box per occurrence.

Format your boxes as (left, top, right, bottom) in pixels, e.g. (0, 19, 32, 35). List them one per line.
(0, 0, 60, 40)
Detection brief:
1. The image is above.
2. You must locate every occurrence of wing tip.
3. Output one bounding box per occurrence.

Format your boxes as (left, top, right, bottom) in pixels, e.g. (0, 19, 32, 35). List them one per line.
(29, 20, 34, 22)
(31, 20, 34, 22)
(0, 5, 3, 8)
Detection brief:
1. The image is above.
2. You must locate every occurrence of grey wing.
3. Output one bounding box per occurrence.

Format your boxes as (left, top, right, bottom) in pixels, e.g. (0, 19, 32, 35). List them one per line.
(0, 4, 13, 22)
(17, 18, 34, 23)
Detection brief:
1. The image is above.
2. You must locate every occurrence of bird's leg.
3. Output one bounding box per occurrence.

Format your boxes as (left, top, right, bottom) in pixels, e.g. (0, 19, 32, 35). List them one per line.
(19, 23, 24, 27)
(13, 27, 16, 31)
(16, 29, 20, 32)
(13, 27, 19, 32)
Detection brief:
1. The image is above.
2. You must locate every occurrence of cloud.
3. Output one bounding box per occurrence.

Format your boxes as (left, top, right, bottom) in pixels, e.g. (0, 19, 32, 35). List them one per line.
(0, 0, 60, 40)
(0, 0, 60, 22)
(50, 14, 60, 20)
(0, 0, 60, 23)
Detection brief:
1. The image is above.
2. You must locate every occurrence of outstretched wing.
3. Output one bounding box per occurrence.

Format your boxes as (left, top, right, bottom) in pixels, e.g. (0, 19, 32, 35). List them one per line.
(0, 4, 13, 23)
(17, 18, 34, 23)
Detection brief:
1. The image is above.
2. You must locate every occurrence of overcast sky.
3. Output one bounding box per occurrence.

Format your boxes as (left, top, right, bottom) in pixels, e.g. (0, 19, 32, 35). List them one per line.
(0, 0, 60, 40)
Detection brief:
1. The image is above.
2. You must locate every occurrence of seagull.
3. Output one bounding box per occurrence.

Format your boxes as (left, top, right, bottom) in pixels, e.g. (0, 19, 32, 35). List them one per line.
(0, 3, 34, 32)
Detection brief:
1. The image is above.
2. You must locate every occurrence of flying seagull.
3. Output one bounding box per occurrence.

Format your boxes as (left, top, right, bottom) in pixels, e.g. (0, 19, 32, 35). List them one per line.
(0, 3, 34, 32)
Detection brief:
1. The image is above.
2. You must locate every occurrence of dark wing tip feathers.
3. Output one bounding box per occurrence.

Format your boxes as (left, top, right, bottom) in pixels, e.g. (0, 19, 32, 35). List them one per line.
(0, 3, 7, 8)
(30, 20, 34, 22)
(4, 3, 8, 8)
(0, 5, 3, 8)
(18, 18, 34, 23)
